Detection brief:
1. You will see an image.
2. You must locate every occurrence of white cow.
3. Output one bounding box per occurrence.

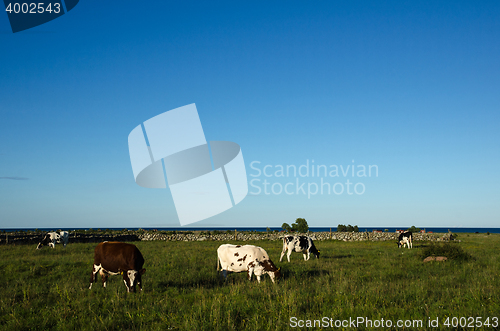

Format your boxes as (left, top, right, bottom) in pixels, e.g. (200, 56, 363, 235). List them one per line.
(280, 235, 320, 262)
(217, 244, 281, 283)
(36, 231, 69, 249)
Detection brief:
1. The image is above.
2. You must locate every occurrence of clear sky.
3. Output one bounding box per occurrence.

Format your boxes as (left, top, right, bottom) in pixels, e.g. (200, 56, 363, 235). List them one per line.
(1, 1, 499, 229)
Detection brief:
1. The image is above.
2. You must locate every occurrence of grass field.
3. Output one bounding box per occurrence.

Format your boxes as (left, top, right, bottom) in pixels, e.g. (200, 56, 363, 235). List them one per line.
(0, 234, 499, 330)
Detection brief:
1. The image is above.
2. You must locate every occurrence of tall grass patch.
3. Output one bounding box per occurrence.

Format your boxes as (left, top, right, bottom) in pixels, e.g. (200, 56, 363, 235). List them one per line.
(420, 242, 472, 261)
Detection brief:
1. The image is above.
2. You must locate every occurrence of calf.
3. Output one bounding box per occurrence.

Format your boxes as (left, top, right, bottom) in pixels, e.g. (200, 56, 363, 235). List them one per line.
(280, 235, 320, 262)
(89, 242, 146, 292)
(397, 231, 413, 249)
(217, 244, 281, 283)
(36, 231, 69, 249)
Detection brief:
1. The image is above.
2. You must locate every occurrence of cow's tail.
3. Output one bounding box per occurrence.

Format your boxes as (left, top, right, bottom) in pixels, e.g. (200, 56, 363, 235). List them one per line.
(216, 254, 220, 271)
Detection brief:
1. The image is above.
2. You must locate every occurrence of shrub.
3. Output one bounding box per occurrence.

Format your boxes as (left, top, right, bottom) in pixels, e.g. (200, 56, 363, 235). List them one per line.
(407, 225, 421, 232)
(337, 224, 359, 232)
(420, 243, 472, 262)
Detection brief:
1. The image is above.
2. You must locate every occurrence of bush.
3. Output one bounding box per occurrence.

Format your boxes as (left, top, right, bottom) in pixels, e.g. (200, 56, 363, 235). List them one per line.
(420, 243, 472, 261)
(337, 224, 359, 232)
(407, 225, 421, 232)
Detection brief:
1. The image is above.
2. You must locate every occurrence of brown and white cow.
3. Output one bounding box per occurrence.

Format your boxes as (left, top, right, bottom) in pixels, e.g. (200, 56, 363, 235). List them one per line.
(36, 231, 69, 249)
(89, 242, 146, 292)
(217, 244, 281, 283)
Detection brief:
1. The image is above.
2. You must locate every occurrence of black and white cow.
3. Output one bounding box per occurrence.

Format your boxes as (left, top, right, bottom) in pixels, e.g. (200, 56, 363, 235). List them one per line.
(280, 235, 320, 262)
(89, 241, 146, 293)
(397, 231, 413, 249)
(217, 244, 281, 283)
(36, 231, 69, 249)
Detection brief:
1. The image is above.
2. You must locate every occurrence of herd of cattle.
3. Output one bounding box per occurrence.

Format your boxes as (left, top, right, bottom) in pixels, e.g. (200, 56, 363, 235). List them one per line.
(35, 230, 414, 292)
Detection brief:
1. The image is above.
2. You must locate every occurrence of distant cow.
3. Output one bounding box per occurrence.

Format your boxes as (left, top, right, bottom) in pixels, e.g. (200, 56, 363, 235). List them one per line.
(89, 242, 146, 293)
(397, 231, 413, 249)
(217, 244, 281, 283)
(280, 235, 320, 262)
(36, 231, 69, 249)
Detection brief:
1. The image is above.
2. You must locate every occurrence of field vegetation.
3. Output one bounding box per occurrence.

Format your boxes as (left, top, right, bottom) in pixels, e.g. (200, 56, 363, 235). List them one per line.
(0, 233, 499, 330)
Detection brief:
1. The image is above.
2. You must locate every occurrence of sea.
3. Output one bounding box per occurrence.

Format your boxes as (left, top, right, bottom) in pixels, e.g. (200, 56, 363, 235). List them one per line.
(2, 227, 499, 233)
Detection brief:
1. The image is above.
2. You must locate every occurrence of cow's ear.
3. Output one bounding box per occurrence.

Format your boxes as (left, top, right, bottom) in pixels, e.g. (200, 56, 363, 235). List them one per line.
(139, 269, 146, 275)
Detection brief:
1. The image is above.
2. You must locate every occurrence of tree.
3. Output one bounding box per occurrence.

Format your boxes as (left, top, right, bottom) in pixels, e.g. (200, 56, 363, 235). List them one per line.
(291, 218, 309, 233)
(281, 223, 292, 232)
(407, 225, 421, 233)
(337, 224, 359, 232)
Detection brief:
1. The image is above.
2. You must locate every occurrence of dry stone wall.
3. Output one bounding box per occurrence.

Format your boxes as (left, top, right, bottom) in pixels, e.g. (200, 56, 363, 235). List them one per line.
(1, 230, 453, 246)
(138, 231, 444, 242)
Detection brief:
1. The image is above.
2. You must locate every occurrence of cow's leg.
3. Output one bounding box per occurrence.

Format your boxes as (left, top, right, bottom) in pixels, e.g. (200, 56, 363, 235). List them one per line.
(222, 269, 228, 281)
(287, 250, 292, 262)
(247, 267, 254, 281)
(256, 275, 261, 283)
(49, 242, 55, 249)
(100, 269, 108, 288)
(122, 273, 132, 292)
(123, 280, 131, 292)
(303, 252, 308, 261)
(280, 249, 286, 262)
(89, 264, 101, 289)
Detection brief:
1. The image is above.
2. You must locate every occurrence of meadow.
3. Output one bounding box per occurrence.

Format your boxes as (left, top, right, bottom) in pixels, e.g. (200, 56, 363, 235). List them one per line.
(0, 233, 499, 330)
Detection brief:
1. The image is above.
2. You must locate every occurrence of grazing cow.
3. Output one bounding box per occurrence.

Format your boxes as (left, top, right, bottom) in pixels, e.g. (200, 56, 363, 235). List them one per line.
(36, 231, 69, 249)
(280, 235, 320, 262)
(397, 231, 413, 249)
(89, 242, 146, 293)
(217, 244, 281, 283)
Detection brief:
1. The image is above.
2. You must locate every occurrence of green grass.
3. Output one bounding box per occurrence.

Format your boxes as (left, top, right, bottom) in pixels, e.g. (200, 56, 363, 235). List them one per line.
(0, 234, 499, 330)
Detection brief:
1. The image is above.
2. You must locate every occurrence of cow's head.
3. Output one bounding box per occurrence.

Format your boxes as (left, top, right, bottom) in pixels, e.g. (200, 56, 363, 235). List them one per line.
(397, 238, 408, 248)
(36, 233, 51, 250)
(260, 260, 281, 283)
(122, 268, 146, 292)
(398, 237, 410, 248)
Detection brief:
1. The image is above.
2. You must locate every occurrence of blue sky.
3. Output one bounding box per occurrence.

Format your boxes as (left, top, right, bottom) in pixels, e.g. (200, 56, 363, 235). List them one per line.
(1, 1, 499, 229)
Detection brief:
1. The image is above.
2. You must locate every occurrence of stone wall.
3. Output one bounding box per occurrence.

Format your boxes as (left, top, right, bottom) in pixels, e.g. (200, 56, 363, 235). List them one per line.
(0, 230, 452, 246)
(0, 232, 140, 246)
(138, 231, 445, 242)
